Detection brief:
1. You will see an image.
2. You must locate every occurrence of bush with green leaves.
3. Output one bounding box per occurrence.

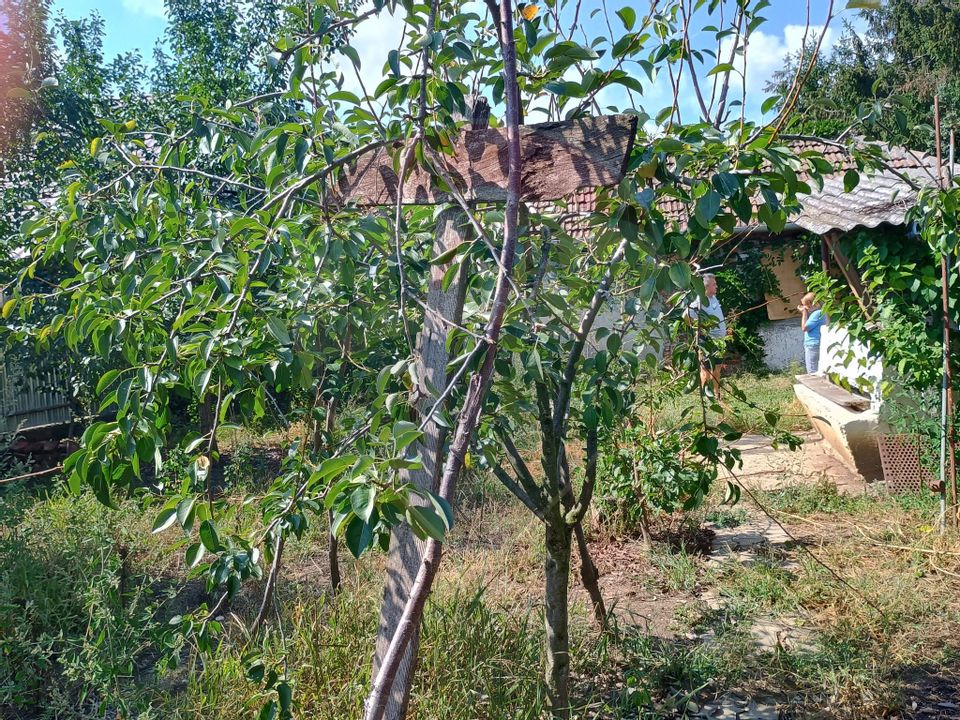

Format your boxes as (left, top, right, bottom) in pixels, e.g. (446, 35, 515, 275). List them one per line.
(806, 197, 960, 487)
(0, 491, 164, 717)
(595, 414, 717, 543)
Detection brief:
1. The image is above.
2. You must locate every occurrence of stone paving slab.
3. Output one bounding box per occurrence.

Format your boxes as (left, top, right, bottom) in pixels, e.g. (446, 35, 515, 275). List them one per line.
(730, 432, 864, 494)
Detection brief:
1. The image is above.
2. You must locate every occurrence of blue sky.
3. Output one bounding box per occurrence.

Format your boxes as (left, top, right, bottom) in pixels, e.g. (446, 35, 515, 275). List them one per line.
(49, 1, 860, 123)
(52, 0, 167, 59)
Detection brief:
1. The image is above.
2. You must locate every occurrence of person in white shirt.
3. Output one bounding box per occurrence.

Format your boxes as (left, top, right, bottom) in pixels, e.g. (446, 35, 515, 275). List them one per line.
(686, 273, 727, 399)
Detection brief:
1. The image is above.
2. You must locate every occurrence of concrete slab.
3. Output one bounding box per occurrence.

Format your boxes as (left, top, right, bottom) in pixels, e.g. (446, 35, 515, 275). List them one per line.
(750, 615, 816, 653)
(730, 432, 863, 493)
(793, 383, 885, 482)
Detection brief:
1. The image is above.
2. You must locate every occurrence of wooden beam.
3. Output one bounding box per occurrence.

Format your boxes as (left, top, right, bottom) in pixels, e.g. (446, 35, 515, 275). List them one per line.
(331, 114, 638, 207)
(795, 373, 870, 412)
(370, 207, 470, 715)
(823, 232, 871, 317)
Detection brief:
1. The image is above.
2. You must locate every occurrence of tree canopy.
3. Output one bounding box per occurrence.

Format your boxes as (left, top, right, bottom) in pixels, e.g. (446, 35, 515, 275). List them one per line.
(769, 0, 960, 149)
(1, 0, 864, 717)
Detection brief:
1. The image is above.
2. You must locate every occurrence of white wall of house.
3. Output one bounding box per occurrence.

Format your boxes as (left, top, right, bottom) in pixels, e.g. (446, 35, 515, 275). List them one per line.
(820, 324, 884, 407)
(759, 319, 805, 371)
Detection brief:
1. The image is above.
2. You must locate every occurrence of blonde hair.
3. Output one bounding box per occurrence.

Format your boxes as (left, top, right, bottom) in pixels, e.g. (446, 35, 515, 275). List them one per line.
(802, 292, 815, 305)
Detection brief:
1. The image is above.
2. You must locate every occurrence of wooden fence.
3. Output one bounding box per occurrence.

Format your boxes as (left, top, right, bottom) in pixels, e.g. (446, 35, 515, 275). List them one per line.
(0, 357, 72, 433)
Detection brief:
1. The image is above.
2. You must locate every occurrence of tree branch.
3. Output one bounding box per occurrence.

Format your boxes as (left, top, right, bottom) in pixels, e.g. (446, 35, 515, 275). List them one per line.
(492, 465, 545, 521)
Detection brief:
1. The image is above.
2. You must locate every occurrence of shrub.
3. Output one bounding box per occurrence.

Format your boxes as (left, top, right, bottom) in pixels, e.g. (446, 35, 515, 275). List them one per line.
(0, 491, 163, 717)
(595, 421, 716, 544)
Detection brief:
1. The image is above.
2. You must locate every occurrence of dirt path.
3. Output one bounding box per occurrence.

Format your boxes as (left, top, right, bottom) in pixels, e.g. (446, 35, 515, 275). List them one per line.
(731, 431, 864, 494)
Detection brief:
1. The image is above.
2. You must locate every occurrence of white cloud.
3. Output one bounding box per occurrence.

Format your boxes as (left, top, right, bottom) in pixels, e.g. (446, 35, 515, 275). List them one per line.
(121, 0, 166, 19)
(333, 7, 407, 99)
(716, 23, 837, 119)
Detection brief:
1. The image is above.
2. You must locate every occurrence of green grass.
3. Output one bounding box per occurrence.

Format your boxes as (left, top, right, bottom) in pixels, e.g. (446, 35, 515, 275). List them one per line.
(760, 478, 941, 519)
(644, 370, 812, 436)
(615, 620, 752, 714)
(716, 551, 800, 614)
(650, 545, 700, 594)
(1, 379, 957, 720)
(164, 587, 553, 720)
(705, 507, 748, 528)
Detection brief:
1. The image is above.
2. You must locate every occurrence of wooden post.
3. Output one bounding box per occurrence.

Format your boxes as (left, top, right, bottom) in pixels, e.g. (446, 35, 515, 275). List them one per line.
(823, 232, 870, 317)
(354, 112, 636, 719)
(370, 208, 470, 718)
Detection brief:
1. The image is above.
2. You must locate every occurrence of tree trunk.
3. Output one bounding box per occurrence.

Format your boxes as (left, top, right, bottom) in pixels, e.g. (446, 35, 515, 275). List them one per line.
(327, 509, 342, 592)
(199, 394, 218, 455)
(559, 448, 606, 629)
(573, 521, 606, 629)
(639, 496, 653, 552)
(324, 396, 342, 593)
(631, 459, 653, 551)
(544, 513, 573, 718)
(370, 208, 469, 719)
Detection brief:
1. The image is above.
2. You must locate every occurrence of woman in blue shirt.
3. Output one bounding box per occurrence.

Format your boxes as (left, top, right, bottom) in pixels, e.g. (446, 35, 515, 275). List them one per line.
(798, 292, 826, 373)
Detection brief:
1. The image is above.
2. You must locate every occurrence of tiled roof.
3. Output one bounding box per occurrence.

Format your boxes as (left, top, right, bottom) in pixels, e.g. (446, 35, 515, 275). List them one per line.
(529, 139, 942, 238)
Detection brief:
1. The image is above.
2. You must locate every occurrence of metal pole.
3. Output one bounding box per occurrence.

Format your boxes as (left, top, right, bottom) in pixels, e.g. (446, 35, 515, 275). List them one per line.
(933, 124, 953, 532)
(935, 99, 948, 530)
(935, 98, 957, 528)
(948, 129, 958, 526)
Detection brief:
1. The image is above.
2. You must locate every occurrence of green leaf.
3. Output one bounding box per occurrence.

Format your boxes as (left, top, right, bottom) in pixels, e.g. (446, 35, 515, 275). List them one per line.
(606, 333, 622, 355)
(711, 173, 739, 198)
(194, 368, 212, 398)
(259, 700, 277, 720)
(846, 0, 881, 8)
(694, 190, 721, 226)
(388, 49, 401, 78)
(761, 95, 780, 114)
(350, 485, 376, 522)
(707, 62, 734, 76)
(616, 6, 636, 30)
(152, 508, 178, 534)
(186, 542, 205, 568)
(277, 682, 293, 714)
(311, 455, 358, 487)
(177, 496, 196, 531)
(266, 316, 291, 345)
(200, 520, 222, 552)
(407, 505, 447, 541)
(843, 169, 860, 193)
(294, 137, 309, 173)
(544, 41, 599, 62)
(96, 369, 121, 395)
(426, 492, 454, 531)
(429, 243, 464, 265)
(668, 262, 691, 289)
(341, 44, 361, 68)
(68, 469, 82, 495)
(544, 80, 584, 98)
(1, 298, 16, 319)
(392, 420, 422, 451)
(344, 517, 373, 558)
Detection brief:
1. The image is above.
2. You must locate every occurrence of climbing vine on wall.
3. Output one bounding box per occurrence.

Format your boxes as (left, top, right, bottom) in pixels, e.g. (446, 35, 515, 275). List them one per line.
(706, 242, 783, 372)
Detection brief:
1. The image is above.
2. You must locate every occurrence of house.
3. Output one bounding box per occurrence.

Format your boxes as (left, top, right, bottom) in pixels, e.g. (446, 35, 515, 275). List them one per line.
(540, 138, 945, 483)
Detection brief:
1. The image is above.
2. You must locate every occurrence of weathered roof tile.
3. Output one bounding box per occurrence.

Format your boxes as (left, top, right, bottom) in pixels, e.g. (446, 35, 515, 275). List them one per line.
(530, 139, 943, 238)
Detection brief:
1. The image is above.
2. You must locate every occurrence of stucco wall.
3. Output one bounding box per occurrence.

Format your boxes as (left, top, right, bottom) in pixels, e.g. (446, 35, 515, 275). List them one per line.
(820, 325, 883, 405)
(759, 318, 805, 371)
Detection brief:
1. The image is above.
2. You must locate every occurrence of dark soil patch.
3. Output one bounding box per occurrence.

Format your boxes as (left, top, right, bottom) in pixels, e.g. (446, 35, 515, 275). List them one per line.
(899, 665, 960, 719)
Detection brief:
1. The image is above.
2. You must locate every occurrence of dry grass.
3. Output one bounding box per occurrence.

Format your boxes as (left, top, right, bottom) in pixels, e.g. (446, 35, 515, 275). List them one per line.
(4, 419, 960, 719)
